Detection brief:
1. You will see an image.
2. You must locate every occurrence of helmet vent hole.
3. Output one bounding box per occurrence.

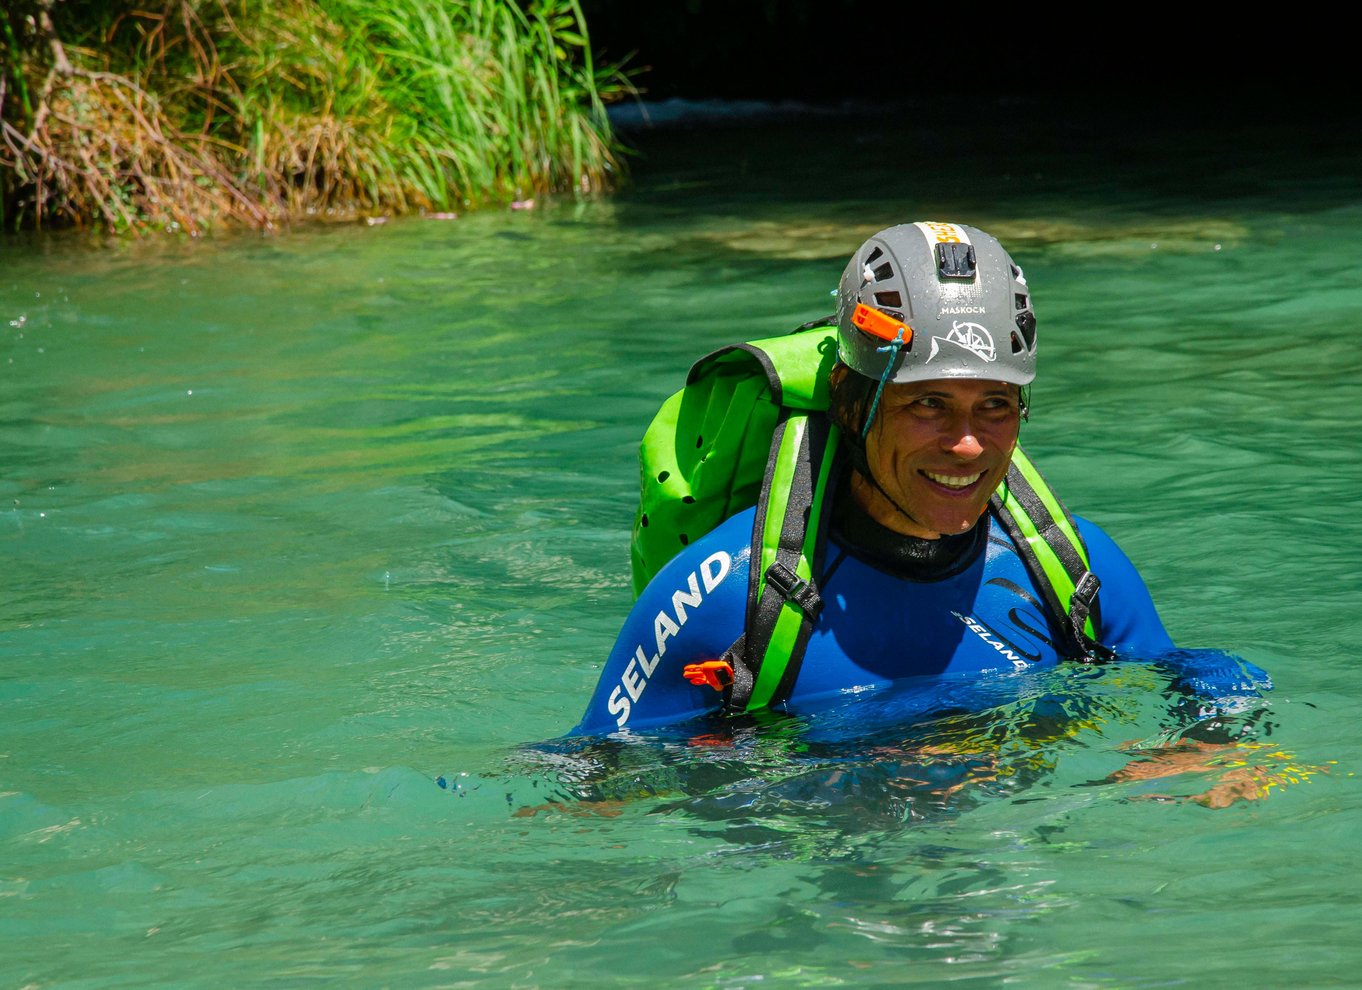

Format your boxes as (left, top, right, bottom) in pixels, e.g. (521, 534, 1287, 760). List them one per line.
(640, 514, 649, 528)
(682, 495, 695, 504)
(1010, 331, 1024, 354)
(1015, 311, 1037, 349)
(873, 290, 902, 308)
(1015, 293, 1028, 310)
(695, 434, 704, 448)
(865, 247, 884, 264)
(657, 470, 670, 483)
(679, 534, 689, 546)
(872, 262, 894, 281)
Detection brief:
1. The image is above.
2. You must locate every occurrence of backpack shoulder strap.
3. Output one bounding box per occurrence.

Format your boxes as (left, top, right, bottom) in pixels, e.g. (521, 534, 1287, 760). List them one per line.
(726, 410, 843, 711)
(989, 447, 1112, 659)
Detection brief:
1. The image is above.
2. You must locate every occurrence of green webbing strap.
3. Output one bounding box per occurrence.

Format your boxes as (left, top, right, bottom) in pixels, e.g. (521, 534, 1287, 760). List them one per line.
(726, 411, 842, 711)
(990, 448, 1109, 658)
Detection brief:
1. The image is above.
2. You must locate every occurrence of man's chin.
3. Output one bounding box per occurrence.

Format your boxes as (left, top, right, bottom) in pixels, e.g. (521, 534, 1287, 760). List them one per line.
(921, 505, 989, 538)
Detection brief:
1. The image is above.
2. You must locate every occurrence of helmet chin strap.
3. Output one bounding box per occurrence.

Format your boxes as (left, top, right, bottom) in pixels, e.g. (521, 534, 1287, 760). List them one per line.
(859, 329, 907, 442)
(845, 420, 941, 538)
(850, 330, 937, 531)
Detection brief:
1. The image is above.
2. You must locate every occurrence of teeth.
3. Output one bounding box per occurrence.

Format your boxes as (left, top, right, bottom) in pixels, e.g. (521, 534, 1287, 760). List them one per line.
(925, 471, 983, 489)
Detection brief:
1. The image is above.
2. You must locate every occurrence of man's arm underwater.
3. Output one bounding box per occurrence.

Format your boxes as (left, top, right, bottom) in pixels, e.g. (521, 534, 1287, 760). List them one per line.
(1078, 517, 1272, 704)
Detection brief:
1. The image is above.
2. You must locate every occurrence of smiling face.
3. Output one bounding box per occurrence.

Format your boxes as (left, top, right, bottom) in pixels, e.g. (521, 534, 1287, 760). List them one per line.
(850, 377, 1022, 540)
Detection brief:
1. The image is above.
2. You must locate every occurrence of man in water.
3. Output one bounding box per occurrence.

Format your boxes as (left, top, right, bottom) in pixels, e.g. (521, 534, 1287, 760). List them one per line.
(573, 221, 1265, 744)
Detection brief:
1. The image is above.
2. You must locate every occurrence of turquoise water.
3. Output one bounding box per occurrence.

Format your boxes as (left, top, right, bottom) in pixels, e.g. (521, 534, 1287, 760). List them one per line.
(4, 108, 1362, 987)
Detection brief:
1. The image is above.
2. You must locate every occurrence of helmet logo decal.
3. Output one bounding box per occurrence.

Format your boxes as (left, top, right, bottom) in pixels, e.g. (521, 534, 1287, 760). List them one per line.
(928, 321, 996, 364)
(915, 220, 969, 245)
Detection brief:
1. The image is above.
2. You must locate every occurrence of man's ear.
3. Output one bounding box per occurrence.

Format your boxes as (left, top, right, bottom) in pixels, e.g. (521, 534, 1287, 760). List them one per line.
(825, 362, 854, 436)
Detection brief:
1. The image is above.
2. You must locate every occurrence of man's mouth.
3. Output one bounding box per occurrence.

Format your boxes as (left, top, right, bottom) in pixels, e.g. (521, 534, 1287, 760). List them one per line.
(923, 470, 985, 490)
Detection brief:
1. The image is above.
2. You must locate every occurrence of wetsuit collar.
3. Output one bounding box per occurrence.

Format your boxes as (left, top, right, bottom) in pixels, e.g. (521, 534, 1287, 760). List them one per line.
(829, 475, 987, 581)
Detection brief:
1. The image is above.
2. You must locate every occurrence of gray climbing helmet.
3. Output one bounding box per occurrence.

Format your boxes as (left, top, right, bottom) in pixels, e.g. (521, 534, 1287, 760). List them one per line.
(836, 221, 1038, 387)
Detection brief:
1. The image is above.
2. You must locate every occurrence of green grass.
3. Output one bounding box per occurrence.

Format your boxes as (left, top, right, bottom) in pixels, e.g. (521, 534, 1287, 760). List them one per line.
(0, 0, 631, 233)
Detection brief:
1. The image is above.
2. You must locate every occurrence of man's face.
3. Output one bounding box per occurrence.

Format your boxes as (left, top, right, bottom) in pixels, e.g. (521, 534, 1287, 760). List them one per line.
(855, 378, 1022, 539)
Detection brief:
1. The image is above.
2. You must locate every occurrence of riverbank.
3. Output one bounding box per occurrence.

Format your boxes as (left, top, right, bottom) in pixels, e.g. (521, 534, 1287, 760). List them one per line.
(1, 0, 627, 234)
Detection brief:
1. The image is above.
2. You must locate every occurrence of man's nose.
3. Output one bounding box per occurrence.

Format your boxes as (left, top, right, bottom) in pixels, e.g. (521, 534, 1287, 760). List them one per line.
(945, 423, 985, 459)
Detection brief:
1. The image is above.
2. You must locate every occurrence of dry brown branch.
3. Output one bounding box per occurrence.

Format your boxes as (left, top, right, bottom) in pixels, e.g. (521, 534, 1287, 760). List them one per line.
(7, 60, 275, 232)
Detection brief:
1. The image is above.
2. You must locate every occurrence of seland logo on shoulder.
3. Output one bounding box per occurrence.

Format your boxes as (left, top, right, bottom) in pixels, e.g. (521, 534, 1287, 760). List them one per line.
(607, 551, 732, 728)
(951, 610, 1030, 671)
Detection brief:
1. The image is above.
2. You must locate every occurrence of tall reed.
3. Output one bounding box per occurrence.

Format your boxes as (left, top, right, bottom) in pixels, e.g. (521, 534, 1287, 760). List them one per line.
(1, 0, 629, 232)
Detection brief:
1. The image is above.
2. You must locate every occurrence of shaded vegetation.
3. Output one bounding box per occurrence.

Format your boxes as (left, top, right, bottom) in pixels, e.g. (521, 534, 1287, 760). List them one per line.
(1, 0, 629, 233)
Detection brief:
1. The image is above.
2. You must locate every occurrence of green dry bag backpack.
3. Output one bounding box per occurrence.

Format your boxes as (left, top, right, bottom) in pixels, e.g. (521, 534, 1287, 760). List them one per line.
(630, 323, 839, 596)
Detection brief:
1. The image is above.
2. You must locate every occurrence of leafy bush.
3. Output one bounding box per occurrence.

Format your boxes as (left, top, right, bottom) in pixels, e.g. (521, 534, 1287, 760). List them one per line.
(1, 0, 629, 232)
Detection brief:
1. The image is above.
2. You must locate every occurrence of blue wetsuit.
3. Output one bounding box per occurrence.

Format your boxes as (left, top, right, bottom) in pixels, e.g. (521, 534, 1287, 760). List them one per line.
(574, 502, 1178, 737)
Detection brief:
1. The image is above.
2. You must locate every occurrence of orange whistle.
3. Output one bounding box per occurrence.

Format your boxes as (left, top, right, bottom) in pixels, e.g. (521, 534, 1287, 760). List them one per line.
(851, 303, 913, 344)
(683, 660, 734, 691)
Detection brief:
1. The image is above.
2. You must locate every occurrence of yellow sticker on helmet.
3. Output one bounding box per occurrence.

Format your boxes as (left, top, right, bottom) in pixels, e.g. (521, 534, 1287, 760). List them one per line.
(915, 220, 971, 246)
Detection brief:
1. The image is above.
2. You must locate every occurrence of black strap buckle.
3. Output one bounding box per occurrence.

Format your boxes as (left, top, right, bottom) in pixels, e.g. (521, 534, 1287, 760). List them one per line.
(1072, 570, 1100, 611)
(1069, 570, 1110, 660)
(764, 561, 822, 618)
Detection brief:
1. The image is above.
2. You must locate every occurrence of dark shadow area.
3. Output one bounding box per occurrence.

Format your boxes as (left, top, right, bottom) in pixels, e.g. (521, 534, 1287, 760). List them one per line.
(604, 92, 1362, 233)
(583, 0, 1355, 128)
(583, 0, 1360, 201)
